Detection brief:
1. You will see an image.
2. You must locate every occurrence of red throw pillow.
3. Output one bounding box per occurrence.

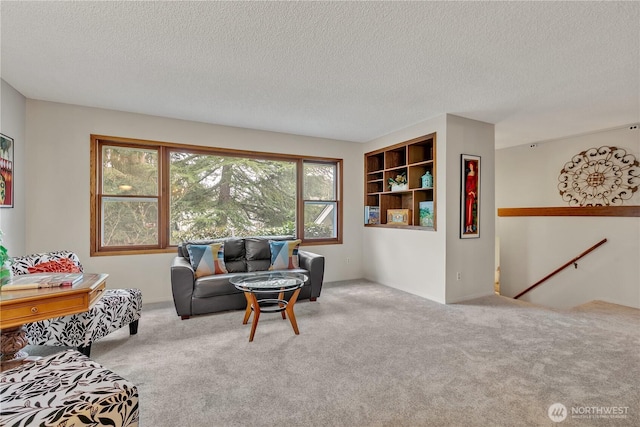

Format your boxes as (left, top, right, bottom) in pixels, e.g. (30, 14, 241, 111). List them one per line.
(28, 258, 81, 274)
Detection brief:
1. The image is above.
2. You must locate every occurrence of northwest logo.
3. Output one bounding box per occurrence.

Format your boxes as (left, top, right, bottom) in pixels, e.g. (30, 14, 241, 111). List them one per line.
(548, 403, 568, 422)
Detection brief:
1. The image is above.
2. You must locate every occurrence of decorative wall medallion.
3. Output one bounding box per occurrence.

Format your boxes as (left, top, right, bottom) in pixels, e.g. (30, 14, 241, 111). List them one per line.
(558, 146, 639, 206)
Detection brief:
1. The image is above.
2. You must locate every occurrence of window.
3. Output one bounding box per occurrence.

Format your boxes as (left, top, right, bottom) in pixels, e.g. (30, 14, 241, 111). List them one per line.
(169, 152, 297, 245)
(91, 135, 342, 255)
(303, 162, 338, 239)
(100, 145, 159, 247)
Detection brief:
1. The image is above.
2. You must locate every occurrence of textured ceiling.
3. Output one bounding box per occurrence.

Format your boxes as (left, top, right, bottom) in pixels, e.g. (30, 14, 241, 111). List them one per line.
(1, 1, 638, 149)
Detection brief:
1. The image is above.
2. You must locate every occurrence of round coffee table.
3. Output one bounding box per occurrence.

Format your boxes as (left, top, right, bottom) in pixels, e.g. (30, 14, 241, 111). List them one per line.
(230, 272, 308, 342)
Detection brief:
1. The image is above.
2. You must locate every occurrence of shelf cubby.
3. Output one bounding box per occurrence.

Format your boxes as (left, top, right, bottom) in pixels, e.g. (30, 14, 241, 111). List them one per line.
(408, 139, 434, 163)
(367, 153, 384, 173)
(367, 181, 384, 194)
(385, 147, 406, 169)
(408, 163, 433, 189)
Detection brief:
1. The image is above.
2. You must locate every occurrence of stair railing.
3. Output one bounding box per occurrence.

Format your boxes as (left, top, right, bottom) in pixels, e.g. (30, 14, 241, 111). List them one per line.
(514, 238, 608, 299)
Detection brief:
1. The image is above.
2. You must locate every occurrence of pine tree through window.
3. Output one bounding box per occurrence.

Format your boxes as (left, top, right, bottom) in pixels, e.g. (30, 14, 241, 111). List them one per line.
(91, 135, 342, 255)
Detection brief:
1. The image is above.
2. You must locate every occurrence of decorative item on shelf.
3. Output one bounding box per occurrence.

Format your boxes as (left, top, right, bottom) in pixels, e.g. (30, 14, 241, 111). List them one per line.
(388, 172, 408, 192)
(419, 201, 434, 227)
(557, 146, 639, 206)
(364, 206, 380, 224)
(387, 209, 411, 225)
(421, 170, 433, 188)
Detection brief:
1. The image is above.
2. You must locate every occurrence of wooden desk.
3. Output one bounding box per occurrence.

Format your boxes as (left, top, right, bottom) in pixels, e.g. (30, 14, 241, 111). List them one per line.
(0, 273, 107, 369)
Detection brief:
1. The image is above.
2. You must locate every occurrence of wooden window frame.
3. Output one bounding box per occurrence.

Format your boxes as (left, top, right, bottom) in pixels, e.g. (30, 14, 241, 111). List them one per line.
(90, 135, 343, 256)
(299, 160, 342, 245)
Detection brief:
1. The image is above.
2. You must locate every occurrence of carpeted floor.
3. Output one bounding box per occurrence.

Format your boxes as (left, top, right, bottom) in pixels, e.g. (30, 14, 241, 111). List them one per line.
(25, 280, 639, 426)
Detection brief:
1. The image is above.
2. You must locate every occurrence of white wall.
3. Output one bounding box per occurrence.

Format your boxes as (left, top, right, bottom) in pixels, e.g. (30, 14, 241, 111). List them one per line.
(362, 114, 496, 304)
(496, 126, 640, 309)
(0, 79, 26, 256)
(444, 115, 495, 303)
(363, 114, 448, 303)
(25, 100, 365, 304)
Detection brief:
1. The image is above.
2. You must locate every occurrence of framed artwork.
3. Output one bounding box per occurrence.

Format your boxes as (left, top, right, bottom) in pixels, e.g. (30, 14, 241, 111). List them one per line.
(0, 134, 14, 208)
(419, 201, 434, 227)
(460, 154, 480, 238)
(387, 208, 411, 225)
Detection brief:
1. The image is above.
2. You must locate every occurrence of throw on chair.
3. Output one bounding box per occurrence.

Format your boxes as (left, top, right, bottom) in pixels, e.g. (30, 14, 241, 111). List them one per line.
(10, 250, 142, 357)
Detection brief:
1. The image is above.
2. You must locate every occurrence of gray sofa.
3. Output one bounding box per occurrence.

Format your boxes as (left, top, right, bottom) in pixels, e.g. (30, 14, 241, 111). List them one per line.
(171, 237, 325, 319)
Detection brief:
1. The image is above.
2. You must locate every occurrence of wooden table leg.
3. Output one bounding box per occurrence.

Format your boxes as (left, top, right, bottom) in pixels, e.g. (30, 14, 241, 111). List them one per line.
(285, 288, 302, 335)
(0, 326, 29, 371)
(278, 290, 286, 319)
(242, 292, 253, 325)
(248, 293, 261, 342)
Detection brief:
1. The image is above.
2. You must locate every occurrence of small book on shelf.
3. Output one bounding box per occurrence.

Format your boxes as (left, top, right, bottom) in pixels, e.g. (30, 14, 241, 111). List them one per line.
(2, 273, 83, 290)
(364, 206, 380, 224)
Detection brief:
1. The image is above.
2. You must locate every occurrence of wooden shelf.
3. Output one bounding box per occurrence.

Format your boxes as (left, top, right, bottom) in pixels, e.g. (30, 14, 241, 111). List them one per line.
(498, 206, 640, 217)
(364, 223, 435, 230)
(364, 133, 437, 229)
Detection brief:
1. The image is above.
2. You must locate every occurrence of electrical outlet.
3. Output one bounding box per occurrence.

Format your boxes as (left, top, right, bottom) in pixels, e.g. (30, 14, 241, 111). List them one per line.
(456, 272, 461, 281)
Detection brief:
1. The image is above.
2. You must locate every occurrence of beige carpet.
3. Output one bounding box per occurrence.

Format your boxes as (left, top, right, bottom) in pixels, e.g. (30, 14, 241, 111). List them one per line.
(26, 280, 639, 426)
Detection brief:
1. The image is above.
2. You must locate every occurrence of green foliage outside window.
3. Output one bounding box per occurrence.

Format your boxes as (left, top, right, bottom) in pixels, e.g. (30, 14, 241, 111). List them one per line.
(95, 138, 340, 250)
(101, 146, 159, 247)
(303, 162, 337, 239)
(169, 153, 297, 244)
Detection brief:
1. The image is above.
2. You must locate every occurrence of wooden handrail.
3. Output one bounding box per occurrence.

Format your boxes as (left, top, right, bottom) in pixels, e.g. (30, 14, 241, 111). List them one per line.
(513, 238, 608, 299)
(498, 206, 640, 217)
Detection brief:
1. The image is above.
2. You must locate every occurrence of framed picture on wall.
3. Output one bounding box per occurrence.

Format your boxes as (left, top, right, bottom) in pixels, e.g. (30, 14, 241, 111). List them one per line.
(0, 133, 14, 208)
(460, 154, 480, 238)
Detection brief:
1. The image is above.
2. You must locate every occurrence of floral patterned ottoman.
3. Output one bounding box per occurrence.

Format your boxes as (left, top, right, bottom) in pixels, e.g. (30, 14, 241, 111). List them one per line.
(0, 350, 139, 427)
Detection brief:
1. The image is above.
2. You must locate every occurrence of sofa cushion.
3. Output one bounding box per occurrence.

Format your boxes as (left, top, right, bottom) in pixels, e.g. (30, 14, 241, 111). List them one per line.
(245, 238, 271, 272)
(269, 239, 302, 270)
(193, 275, 238, 298)
(222, 238, 247, 273)
(187, 243, 228, 278)
(193, 269, 309, 298)
(245, 238, 270, 260)
(180, 239, 223, 263)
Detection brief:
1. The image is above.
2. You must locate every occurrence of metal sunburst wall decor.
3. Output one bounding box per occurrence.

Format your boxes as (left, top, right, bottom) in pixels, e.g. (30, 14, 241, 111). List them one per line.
(557, 146, 640, 206)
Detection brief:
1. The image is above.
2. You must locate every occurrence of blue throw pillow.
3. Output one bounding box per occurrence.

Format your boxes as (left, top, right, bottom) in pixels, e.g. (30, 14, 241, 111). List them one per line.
(187, 243, 228, 278)
(269, 240, 301, 271)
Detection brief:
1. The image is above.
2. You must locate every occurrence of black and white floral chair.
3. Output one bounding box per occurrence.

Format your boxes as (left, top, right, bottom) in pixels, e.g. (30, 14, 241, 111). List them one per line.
(10, 250, 142, 357)
(0, 349, 139, 427)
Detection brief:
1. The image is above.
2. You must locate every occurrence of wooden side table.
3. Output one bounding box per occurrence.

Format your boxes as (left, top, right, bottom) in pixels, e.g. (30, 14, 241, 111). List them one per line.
(0, 273, 107, 370)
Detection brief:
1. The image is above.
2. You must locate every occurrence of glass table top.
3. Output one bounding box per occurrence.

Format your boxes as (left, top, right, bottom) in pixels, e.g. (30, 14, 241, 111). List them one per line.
(230, 271, 308, 293)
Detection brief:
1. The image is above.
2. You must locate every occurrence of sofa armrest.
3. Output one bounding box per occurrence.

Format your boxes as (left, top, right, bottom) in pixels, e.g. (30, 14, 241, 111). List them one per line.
(171, 257, 195, 317)
(298, 250, 325, 299)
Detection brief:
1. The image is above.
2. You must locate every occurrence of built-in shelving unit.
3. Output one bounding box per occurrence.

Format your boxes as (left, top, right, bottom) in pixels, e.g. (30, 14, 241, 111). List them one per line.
(364, 133, 436, 229)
